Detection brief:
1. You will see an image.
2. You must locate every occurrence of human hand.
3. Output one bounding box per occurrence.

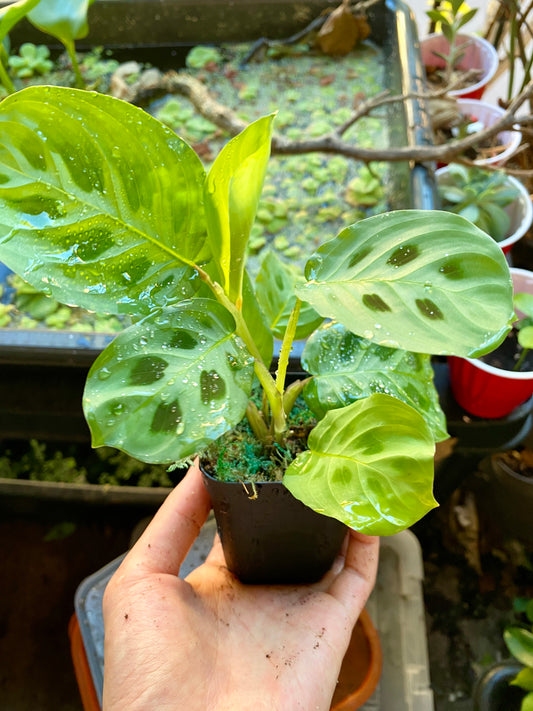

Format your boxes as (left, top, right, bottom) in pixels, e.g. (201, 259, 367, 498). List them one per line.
(102, 461, 379, 711)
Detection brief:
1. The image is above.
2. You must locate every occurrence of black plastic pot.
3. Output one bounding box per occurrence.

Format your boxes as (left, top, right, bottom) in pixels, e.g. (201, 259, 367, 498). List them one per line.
(201, 468, 347, 584)
(473, 661, 526, 711)
(431, 361, 533, 503)
(478, 453, 533, 545)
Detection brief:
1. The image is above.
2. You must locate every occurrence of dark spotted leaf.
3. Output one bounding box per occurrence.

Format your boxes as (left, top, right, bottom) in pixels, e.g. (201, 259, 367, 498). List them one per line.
(301, 322, 448, 441)
(0, 86, 207, 316)
(284, 393, 437, 535)
(255, 251, 323, 340)
(296, 210, 514, 357)
(83, 299, 254, 463)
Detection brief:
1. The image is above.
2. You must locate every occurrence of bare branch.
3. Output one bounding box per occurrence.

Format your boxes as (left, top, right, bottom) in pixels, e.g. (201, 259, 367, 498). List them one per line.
(157, 69, 533, 166)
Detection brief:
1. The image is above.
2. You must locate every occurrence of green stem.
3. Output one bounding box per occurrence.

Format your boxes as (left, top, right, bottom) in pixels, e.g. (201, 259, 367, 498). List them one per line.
(198, 268, 287, 440)
(514, 347, 529, 372)
(276, 297, 301, 395)
(0, 49, 14, 94)
(64, 39, 84, 89)
(0, 61, 14, 94)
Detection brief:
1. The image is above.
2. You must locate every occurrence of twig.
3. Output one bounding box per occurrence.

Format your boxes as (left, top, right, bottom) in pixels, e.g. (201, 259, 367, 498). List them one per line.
(159, 67, 533, 165)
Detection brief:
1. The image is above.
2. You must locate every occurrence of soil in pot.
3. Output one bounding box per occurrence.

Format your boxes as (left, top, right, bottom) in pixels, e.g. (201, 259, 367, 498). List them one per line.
(480, 329, 533, 373)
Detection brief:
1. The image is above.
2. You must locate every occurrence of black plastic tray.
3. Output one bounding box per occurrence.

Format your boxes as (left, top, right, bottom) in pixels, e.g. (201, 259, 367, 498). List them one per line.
(0, 0, 436, 440)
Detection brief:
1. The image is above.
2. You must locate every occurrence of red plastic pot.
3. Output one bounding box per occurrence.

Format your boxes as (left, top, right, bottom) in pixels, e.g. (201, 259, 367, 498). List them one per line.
(448, 269, 533, 418)
(420, 33, 498, 100)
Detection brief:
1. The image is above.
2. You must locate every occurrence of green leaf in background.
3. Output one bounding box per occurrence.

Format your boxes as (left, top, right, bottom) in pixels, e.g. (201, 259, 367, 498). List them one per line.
(505, 627, 533, 668)
(204, 113, 274, 303)
(511, 668, 533, 692)
(255, 251, 323, 340)
(284, 393, 437, 535)
(242, 271, 274, 365)
(0, 0, 40, 42)
(301, 322, 448, 441)
(84, 299, 254, 463)
(27, 0, 96, 41)
(0, 86, 207, 316)
(297, 210, 514, 358)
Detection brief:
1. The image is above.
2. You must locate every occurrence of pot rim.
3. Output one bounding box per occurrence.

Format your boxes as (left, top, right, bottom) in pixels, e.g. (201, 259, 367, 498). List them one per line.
(454, 98, 522, 166)
(420, 32, 499, 96)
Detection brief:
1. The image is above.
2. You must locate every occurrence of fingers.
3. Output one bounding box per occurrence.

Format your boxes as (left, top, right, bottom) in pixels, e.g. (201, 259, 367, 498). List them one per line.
(120, 460, 212, 577)
(327, 531, 379, 623)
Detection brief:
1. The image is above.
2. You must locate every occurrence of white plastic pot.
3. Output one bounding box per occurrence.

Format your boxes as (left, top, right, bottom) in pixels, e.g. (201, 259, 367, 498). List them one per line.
(435, 166, 533, 254)
(421, 33, 499, 99)
(456, 98, 521, 166)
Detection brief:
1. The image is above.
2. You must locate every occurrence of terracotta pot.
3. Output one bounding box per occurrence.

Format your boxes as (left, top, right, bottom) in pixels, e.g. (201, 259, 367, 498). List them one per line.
(201, 468, 347, 584)
(331, 608, 383, 711)
(436, 168, 533, 254)
(421, 33, 499, 100)
(448, 269, 533, 418)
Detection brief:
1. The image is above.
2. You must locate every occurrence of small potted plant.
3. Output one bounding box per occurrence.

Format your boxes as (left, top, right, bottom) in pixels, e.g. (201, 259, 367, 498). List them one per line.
(448, 268, 533, 419)
(436, 164, 533, 254)
(473, 598, 533, 711)
(430, 97, 521, 166)
(421, 0, 498, 100)
(0, 86, 514, 585)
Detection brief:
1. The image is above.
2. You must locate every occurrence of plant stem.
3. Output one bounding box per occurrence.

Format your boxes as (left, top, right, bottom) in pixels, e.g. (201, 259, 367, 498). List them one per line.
(276, 297, 301, 394)
(201, 270, 287, 441)
(63, 39, 84, 89)
(0, 49, 14, 94)
(514, 347, 529, 372)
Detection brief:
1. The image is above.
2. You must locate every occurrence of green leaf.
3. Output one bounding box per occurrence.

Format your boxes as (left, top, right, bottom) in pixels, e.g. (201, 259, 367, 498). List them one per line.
(301, 322, 448, 441)
(255, 251, 324, 340)
(518, 325, 533, 350)
(242, 270, 274, 366)
(457, 8, 478, 29)
(522, 692, 533, 711)
(482, 203, 511, 241)
(505, 627, 533, 667)
(27, 0, 96, 42)
(0, 86, 207, 316)
(426, 10, 449, 25)
(296, 210, 513, 358)
(515, 293, 533, 321)
(204, 113, 274, 303)
(83, 299, 254, 463)
(0, 0, 40, 43)
(283, 393, 437, 535)
(512, 668, 533, 692)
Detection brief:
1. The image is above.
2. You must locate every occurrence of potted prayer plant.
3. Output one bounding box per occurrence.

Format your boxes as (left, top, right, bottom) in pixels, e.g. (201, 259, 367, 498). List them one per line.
(436, 164, 533, 254)
(421, 0, 498, 100)
(448, 268, 533, 419)
(0, 86, 514, 585)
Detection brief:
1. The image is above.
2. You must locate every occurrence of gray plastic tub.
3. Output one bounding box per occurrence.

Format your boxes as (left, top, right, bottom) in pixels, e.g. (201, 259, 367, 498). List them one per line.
(75, 523, 435, 710)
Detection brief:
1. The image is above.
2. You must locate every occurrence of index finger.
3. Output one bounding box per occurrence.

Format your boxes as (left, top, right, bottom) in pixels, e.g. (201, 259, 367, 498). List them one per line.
(120, 460, 212, 577)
